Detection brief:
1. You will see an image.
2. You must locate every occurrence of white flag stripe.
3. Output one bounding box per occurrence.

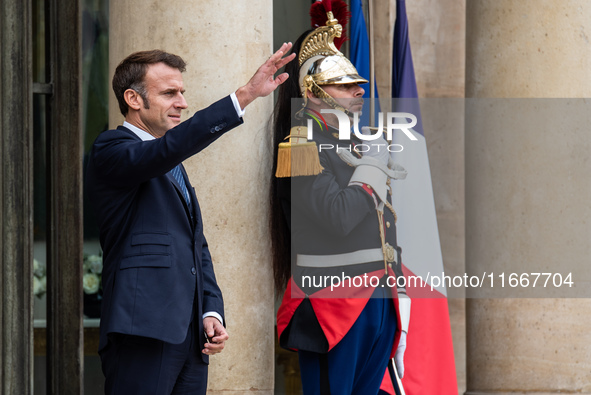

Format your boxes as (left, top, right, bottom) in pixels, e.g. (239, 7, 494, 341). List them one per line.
(391, 128, 446, 296)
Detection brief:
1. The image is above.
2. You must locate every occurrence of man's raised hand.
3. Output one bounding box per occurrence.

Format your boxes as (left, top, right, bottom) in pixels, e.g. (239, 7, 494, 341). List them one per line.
(235, 42, 296, 110)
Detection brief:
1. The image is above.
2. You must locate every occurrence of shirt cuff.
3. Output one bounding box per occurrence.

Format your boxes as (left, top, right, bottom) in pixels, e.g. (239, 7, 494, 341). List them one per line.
(203, 311, 224, 326)
(398, 294, 411, 333)
(230, 92, 245, 118)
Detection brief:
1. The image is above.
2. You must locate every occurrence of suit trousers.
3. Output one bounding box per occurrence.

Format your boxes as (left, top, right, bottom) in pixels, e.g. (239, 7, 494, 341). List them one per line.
(100, 320, 207, 395)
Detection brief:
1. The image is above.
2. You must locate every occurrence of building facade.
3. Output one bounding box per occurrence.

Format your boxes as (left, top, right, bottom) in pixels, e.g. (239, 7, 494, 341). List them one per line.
(2, 0, 591, 394)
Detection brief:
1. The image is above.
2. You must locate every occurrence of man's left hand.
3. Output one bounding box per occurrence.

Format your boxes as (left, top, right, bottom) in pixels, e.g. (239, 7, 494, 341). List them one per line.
(235, 42, 296, 109)
(202, 316, 229, 355)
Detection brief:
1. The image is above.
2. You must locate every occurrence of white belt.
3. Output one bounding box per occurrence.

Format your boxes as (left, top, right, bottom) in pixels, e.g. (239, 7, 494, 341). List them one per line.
(296, 248, 390, 268)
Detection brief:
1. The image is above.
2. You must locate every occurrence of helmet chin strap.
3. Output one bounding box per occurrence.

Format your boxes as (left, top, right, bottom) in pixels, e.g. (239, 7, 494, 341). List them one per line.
(300, 75, 355, 119)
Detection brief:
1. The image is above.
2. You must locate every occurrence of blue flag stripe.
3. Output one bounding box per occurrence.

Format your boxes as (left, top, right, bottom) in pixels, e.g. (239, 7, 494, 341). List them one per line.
(392, 0, 424, 136)
(349, 0, 381, 125)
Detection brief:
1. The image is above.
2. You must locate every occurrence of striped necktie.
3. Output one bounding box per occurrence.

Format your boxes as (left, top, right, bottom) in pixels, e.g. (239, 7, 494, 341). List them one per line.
(171, 165, 191, 207)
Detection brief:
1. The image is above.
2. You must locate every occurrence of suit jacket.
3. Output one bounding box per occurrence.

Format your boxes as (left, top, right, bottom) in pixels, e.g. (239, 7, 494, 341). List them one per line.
(86, 95, 242, 361)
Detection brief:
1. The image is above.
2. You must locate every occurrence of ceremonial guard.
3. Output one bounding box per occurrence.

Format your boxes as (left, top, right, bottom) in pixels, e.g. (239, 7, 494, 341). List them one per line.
(270, 1, 411, 394)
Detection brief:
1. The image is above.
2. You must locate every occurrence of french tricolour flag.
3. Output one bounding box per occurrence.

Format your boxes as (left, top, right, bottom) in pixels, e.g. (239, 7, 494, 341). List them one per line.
(351, 0, 458, 393)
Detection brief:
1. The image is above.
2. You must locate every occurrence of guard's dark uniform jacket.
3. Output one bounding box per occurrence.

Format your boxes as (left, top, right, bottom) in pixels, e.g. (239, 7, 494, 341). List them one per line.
(276, 126, 406, 357)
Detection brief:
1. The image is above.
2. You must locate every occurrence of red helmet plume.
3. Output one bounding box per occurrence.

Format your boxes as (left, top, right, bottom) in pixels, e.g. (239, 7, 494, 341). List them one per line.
(309, 0, 351, 50)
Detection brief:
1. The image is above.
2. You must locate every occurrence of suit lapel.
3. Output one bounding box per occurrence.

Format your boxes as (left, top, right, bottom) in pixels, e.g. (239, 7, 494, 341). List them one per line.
(117, 125, 197, 228)
(167, 170, 184, 203)
(180, 165, 200, 231)
(167, 165, 195, 225)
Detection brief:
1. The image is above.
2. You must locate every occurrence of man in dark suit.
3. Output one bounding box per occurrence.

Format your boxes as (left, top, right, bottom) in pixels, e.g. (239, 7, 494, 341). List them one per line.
(86, 45, 294, 394)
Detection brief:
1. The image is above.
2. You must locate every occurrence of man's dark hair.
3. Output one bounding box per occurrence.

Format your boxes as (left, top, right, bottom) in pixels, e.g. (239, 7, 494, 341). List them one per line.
(112, 49, 187, 116)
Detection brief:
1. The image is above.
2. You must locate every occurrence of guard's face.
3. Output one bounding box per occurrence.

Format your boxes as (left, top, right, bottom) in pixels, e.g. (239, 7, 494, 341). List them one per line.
(320, 83, 365, 114)
(136, 62, 188, 138)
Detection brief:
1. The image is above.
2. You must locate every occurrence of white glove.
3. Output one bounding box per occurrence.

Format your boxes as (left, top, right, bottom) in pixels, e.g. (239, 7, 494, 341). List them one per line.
(337, 150, 407, 181)
(359, 126, 389, 166)
(394, 331, 407, 378)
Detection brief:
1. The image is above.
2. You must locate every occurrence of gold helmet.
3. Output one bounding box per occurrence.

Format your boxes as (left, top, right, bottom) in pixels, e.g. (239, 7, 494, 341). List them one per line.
(298, 0, 368, 115)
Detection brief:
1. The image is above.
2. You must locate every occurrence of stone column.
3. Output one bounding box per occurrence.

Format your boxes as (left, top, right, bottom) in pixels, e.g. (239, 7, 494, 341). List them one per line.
(375, 0, 467, 391)
(404, 1, 467, 392)
(109, 1, 275, 393)
(466, 1, 591, 393)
